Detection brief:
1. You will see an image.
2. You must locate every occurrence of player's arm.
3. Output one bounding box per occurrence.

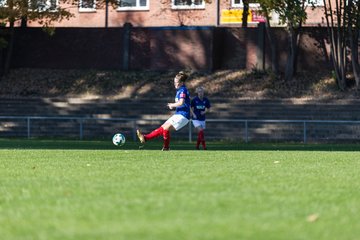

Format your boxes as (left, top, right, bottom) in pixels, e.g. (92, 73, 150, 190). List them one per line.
(201, 107, 209, 115)
(205, 106, 210, 113)
(190, 106, 196, 119)
(201, 102, 210, 115)
(190, 100, 196, 118)
(168, 98, 184, 109)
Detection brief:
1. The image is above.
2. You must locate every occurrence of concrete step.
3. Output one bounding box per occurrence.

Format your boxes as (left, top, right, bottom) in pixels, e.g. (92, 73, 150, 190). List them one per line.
(2, 97, 360, 142)
(2, 97, 360, 120)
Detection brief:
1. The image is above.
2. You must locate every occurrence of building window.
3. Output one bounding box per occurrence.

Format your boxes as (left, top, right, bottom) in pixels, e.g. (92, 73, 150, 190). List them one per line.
(29, 0, 58, 11)
(117, 0, 149, 11)
(0, 0, 7, 7)
(231, 0, 260, 8)
(232, 0, 242, 7)
(79, 0, 96, 12)
(172, 0, 205, 9)
(307, 0, 324, 6)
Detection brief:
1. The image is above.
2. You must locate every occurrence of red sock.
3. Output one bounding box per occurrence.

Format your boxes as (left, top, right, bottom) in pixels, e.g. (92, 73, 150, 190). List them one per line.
(200, 130, 206, 149)
(144, 127, 164, 141)
(202, 140, 206, 149)
(163, 129, 170, 149)
(196, 132, 201, 148)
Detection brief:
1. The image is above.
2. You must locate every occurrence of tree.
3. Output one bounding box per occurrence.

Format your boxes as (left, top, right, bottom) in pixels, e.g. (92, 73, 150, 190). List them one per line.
(256, 0, 279, 74)
(242, 0, 249, 27)
(0, 0, 74, 75)
(275, 1, 307, 82)
(257, 0, 317, 82)
(347, 0, 360, 89)
(323, 0, 347, 90)
(0, 0, 124, 75)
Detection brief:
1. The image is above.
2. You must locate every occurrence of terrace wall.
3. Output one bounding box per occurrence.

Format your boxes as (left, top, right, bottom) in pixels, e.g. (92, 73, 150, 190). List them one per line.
(7, 26, 333, 72)
(1, 97, 360, 143)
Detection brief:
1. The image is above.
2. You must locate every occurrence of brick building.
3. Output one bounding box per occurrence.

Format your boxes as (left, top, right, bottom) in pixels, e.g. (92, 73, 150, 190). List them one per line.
(9, 1, 336, 72)
(21, 0, 328, 28)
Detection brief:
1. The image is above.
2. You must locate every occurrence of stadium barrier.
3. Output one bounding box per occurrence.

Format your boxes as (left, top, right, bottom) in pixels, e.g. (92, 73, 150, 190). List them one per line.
(1, 116, 360, 143)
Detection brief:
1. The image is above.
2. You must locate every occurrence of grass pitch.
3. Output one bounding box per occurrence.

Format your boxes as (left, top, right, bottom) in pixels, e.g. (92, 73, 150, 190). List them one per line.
(1, 139, 360, 240)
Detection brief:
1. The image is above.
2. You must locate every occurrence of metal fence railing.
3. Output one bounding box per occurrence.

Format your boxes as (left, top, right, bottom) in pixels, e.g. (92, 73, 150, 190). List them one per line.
(1, 116, 360, 143)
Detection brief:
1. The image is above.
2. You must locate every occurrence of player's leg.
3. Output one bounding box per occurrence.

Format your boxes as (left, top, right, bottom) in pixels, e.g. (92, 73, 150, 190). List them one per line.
(136, 122, 168, 144)
(197, 128, 203, 149)
(192, 120, 202, 149)
(200, 121, 207, 150)
(144, 127, 164, 140)
(193, 120, 206, 150)
(136, 129, 146, 143)
(161, 121, 174, 151)
(200, 130, 206, 150)
(161, 115, 189, 150)
(137, 127, 164, 144)
(196, 127, 203, 150)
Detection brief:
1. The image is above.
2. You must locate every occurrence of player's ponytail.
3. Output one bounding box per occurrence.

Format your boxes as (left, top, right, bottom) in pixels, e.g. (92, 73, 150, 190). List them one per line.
(175, 71, 188, 82)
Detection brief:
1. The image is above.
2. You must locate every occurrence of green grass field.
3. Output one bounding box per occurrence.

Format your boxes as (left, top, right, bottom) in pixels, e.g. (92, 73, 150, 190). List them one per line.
(1, 139, 360, 240)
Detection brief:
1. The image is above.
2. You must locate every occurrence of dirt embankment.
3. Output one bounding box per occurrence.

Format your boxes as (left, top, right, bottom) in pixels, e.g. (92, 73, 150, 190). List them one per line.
(1, 68, 359, 100)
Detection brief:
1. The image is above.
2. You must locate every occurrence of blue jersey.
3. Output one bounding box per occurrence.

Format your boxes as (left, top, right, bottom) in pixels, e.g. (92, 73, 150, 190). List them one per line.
(191, 96, 211, 121)
(175, 85, 191, 119)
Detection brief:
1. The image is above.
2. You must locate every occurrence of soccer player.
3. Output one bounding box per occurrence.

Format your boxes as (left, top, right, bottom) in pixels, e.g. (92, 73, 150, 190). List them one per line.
(191, 86, 211, 150)
(136, 71, 191, 151)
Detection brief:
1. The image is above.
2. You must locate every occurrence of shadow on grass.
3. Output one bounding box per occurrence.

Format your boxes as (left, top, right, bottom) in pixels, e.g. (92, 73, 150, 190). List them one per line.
(1, 139, 360, 151)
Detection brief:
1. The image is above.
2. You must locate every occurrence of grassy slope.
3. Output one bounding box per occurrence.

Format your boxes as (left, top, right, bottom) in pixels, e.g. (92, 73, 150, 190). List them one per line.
(1, 140, 360, 240)
(1, 68, 358, 100)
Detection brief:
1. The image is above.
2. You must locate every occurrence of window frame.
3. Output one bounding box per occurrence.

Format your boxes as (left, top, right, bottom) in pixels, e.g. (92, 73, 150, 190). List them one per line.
(171, 0, 205, 10)
(28, 0, 59, 12)
(0, 0, 7, 7)
(231, 0, 260, 8)
(116, 0, 149, 11)
(306, 0, 324, 6)
(79, 0, 96, 12)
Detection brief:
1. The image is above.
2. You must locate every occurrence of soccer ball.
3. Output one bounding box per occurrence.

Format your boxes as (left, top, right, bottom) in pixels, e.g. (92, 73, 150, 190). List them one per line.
(112, 133, 126, 146)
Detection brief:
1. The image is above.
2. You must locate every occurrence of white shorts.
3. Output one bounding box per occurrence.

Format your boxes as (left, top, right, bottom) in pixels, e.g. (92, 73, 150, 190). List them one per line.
(165, 114, 189, 131)
(192, 120, 206, 129)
